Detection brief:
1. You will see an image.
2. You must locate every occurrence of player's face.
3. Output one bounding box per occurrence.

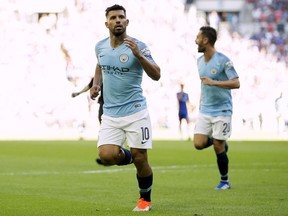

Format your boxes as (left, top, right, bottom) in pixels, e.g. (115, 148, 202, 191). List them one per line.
(195, 31, 206, 53)
(105, 10, 129, 37)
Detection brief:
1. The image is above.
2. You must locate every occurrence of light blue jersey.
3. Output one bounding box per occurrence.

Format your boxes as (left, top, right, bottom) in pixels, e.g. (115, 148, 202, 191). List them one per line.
(197, 52, 239, 116)
(95, 36, 156, 117)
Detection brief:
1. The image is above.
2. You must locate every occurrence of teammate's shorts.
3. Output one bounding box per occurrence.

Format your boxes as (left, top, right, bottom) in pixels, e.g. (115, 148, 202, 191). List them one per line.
(194, 113, 232, 140)
(98, 109, 152, 149)
(178, 112, 189, 121)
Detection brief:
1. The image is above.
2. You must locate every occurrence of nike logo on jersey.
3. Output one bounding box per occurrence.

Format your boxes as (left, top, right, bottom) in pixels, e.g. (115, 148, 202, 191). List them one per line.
(141, 140, 148, 145)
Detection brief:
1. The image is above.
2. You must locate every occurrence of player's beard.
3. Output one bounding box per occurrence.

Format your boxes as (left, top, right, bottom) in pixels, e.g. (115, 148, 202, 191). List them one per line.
(197, 45, 206, 53)
(112, 26, 126, 37)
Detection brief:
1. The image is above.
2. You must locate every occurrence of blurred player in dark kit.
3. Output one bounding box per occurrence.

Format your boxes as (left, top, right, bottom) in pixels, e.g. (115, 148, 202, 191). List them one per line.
(177, 83, 192, 140)
(72, 78, 103, 123)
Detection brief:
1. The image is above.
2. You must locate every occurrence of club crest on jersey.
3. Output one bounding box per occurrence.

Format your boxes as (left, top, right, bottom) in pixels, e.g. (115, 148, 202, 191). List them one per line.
(211, 68, 217, 74)
(119, 54, 129, 63)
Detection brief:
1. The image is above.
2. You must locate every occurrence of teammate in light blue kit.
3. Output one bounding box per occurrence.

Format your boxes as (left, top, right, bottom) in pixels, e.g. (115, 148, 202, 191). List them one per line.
(193, 26, 240, 190)
(90, 5, 160, 211)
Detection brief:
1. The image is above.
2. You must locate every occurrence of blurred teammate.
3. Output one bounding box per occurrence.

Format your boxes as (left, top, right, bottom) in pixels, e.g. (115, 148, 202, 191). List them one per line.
(177, 83, 191, 140)
(193, 26, 240, 190)
(90, 4, 161, 211)
(72, 78, 103, 123)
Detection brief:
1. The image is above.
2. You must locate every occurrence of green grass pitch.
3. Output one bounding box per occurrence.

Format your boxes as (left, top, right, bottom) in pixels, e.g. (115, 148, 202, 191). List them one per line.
(0, 140, 287, 216)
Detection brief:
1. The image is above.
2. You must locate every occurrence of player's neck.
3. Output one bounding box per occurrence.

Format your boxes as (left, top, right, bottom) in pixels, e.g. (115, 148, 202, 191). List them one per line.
(204, 48, 216, 63)
(110, 33, 127, 48)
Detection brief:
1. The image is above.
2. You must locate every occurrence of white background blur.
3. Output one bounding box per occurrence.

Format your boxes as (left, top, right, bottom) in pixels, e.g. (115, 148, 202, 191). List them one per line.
(0, 0, 287, 140)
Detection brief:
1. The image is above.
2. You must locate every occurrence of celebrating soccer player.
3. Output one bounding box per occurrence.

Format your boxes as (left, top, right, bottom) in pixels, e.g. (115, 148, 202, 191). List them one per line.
(193, 26, 240, 190)
(90, 4, 161, 211)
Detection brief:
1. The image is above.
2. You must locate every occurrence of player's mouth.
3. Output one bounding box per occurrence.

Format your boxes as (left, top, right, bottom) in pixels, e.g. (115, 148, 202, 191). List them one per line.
(115, 25, 123, 30)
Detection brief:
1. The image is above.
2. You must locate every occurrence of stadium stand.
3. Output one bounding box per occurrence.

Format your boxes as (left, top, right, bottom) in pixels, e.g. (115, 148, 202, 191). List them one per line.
(0, 0, 287, 140)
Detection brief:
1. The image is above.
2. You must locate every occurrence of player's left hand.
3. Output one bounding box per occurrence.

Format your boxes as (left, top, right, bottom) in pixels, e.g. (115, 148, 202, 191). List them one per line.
(124, 38, 141, 58)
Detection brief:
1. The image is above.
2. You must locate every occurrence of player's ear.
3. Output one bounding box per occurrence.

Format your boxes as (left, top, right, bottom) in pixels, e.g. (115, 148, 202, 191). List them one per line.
(105, 21, 108, 28)
(126, 19, 129, 26)
(203, 37, 209, 45)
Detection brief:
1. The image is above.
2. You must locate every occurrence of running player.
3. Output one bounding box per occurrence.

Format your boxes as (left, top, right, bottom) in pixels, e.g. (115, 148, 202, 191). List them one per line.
(193, 26, 240, 190)
(90, 4, 161, 211)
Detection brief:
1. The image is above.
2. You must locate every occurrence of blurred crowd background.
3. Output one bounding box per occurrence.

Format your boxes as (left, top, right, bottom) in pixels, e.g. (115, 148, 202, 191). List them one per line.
(0, 0, 287, 140)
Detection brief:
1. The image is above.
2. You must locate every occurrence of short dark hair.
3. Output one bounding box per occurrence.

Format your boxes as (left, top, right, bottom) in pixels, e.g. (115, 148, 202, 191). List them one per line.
(105, 4, 126, 17)
(200, 26, 217, 46)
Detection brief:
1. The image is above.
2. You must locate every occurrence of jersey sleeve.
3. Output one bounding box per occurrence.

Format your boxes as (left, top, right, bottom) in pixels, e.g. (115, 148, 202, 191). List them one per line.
(223, 57, 239, 80)
(135, 39, 156, 64)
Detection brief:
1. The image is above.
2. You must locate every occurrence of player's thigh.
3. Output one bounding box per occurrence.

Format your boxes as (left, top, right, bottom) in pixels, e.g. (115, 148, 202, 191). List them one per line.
(98, 144, 121, 159)
(212, 116, 232, 140)
(97, 115, 126, 147)
(125, 110, 152, 149)
(194, 113, 212, 146)
(193, 134, 209, 149)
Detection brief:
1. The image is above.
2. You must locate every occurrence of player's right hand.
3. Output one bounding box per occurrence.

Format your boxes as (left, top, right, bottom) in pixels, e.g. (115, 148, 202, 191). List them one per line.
(90, 85, 101, 100)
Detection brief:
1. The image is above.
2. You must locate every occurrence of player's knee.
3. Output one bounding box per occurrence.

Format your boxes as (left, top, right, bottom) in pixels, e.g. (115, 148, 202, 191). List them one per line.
(98, 150, 117, 164)
(98, 152, 110, 162)
(194, 144, 204, 150)
(133, 155, 144, 165)
(131, 149, 147, 165)
(193, 134, 208, 150)
(193, 141, 206, 150)
(213, 141, 225, 153)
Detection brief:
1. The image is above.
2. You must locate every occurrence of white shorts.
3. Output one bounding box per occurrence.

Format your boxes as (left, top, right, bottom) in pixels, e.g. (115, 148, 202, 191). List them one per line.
(98, 109, 152, 149)
(194, 113, 232, 140)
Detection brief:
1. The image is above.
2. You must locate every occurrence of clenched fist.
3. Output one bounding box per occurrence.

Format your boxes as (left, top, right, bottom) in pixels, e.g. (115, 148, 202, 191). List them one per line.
(90, 85, 101, 100)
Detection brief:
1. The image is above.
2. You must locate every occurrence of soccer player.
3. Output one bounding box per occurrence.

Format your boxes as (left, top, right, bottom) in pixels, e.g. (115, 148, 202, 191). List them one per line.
(193, 26, 240, 190)
(72, 78, 103, 123)
(177, 83, 191, 140)
(89, 4, 161, 211)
